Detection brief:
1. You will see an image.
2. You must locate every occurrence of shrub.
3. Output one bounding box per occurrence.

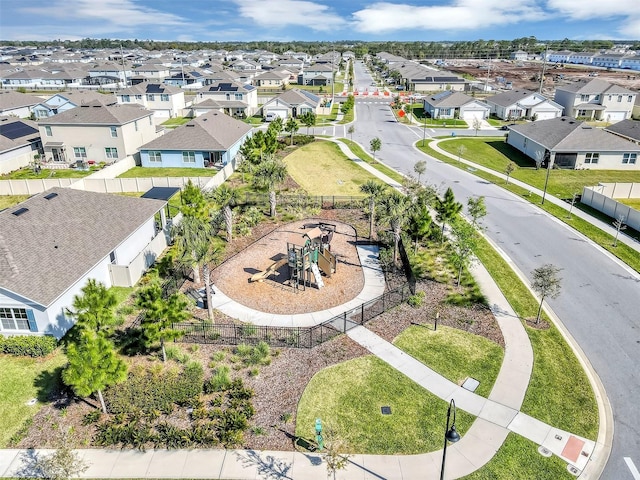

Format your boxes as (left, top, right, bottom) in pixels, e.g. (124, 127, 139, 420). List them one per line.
(408, 291, 426, 307)
(204, 365, 232, 393)
(81, 410, 102, 426)
(0, 335, 57, 357)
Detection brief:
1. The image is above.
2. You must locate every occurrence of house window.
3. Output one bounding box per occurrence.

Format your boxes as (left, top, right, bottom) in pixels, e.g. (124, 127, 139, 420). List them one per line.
(234, 93, 243, 100)
(135, 95, 142, 100)
(109, 251, 116, 264)
(161, 94, 169, 101)
(105, 147, 118, 159)
(623, 153, 637, 164)
(149, 116, 152, 125)
(110, 126, 117, 137)
(440, 108, 451, 116)
(149, 151, 162, 163)
(134, 120, 138, 131)
(578, 109, 587, 117)
(45, 126, 52, 136)
(618, 95, 622, 103)
(585, 152, 599, 164)
(629, 96, 633, 102)
(0, 307, 30, 331)
(580, 94, 589, 102)
(73, 147, 87, 159)
(182, 151, 196, 163)
(122, 95, 130, 102)
(147, 94, 155, 101)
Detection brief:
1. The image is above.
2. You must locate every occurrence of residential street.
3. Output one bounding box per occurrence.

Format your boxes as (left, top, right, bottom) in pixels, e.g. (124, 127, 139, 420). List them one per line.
(346, 60, 640, 480)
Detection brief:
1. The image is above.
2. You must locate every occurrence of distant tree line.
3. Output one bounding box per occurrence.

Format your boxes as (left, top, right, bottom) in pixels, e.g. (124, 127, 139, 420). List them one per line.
(1, 37, 636, 59)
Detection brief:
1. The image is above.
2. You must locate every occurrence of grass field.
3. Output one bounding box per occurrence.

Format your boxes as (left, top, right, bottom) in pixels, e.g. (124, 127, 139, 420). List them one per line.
(118, 167, 219, 178)
(0, 351, 67, 447)
(1, 167, 92, 180)
(394, 325, 503, 398)
(437, 138, 640, 199)
(283, 140, 378, 195)
(338, 138, 405, 183)
(617, 198, 640, 210)
(160, 117, 190, 127)
(0, 195, 31, 210)
(295, 355, 475, 454)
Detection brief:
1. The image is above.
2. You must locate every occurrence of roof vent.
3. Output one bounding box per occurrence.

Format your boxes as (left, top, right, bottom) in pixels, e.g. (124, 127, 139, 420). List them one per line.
(12, 207, 28, 216)
(44, 192, 58, 200)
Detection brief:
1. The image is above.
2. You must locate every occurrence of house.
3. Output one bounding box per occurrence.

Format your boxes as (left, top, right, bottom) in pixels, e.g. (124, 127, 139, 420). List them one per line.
(510, 50, 528, 61)
(32, 90, 115, 119)
(115, 82, 186, 122)
(484, 89, 563, 121)
(605, 119, 640, 145)
(194, 81, 258, 117)
(506, 116, 640, 170)
(0, 187, 169, 338)
(139, 110, 252, 169)
(548, 50, 574, 63)
(38, 101, 158, 164)
(132, 63, 171, 81)
(567, 52, 595, 65)
(253, 70, 290, 88)
(409, 72, 467, 93)
(301, 64, 334, 86)
(261, 89, 321, 119)
(423, 91, 490, 122)
(163, 70, 204, 88)
(620, 55, 640, 71)
(0, 116, 42, 174)
(0, 91, 39, 117)
(87, 62, 132, 85)
(553, 79, 636, 122)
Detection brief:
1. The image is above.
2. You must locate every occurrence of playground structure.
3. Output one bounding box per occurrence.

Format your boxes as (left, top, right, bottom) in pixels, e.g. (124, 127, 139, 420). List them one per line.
(250, 222, 338, 291)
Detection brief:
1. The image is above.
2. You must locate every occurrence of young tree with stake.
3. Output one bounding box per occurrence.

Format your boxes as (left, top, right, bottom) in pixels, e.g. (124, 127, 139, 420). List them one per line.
(531, 264, 562, 324)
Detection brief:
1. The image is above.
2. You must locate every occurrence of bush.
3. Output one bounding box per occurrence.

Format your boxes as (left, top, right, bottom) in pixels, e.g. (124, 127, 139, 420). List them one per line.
(0, 335, 57, 357)
(204, 365, 232, 393)
(408, 291, 426, 307)
(105, 362, 204, 415)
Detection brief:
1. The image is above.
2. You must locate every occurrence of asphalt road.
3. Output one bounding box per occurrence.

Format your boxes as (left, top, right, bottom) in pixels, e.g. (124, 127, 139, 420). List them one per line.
(344, 60, 640, 479)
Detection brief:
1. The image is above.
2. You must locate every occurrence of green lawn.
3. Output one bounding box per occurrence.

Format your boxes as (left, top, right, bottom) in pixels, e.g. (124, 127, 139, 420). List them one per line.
(1, 167, 92, 180)
(338, 138, 405, 184)
(394, 325, 503, 398)
(463, 433, 572, 479)
(0, 195, 31, 210)
(283, 140, 378, 195)
(419, 140, 640, 273)
(0, 351, 67, 447)
(473, 234, 598, 440)
(295, 355, 475, 454)
(118, 167, 219, 178)
(160, 117, 190, 127)
(437, 138, 640, 199)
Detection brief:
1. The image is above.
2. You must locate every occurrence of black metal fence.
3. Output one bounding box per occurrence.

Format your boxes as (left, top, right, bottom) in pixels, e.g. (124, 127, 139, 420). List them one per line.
(398, 237, 417, 295)
(173, 282, 411, 348)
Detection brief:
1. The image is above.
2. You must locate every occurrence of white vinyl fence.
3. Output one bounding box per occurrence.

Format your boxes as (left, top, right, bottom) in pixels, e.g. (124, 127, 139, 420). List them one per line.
(581, 183, 640, 232)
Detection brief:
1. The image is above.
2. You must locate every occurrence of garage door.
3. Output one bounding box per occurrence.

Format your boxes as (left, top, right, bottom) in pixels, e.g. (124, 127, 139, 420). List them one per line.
(533, 111, 558, 121)
(462, 110, 485, 121)
(265, 108, 288, 119)
(153, 110, 171, 118)
(607, 111, 626, 122)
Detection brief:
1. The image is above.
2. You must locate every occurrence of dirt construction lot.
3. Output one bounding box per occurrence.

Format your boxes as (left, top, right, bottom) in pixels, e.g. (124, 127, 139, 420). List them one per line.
(211, 218, 365, 314)
(446, 59, 640, 96)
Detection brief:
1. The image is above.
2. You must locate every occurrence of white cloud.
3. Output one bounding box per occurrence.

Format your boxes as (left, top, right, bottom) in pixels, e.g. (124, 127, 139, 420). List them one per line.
(351, 0, 548, 34)
(20, 0, 188, 29)
(546, 0, 640, 38)
(232, 0, 347, 32)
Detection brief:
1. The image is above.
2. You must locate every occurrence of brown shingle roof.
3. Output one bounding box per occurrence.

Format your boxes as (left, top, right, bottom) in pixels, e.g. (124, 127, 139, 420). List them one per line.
(39, 102, 152, 125)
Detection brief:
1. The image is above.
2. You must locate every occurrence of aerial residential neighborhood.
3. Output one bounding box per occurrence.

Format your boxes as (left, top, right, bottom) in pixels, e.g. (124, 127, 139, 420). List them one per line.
(0, 2, 639, 480)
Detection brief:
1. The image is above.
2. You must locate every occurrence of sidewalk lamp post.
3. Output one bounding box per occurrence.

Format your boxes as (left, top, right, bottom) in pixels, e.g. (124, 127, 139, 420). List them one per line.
(440, 399, 460, 480)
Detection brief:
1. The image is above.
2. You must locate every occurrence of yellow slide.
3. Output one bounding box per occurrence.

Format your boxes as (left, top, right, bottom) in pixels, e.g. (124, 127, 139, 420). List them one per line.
(250, 258, 288, 283)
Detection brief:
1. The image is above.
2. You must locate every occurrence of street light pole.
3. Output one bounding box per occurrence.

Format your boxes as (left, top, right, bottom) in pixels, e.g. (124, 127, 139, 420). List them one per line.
(440, 399, 461, 480)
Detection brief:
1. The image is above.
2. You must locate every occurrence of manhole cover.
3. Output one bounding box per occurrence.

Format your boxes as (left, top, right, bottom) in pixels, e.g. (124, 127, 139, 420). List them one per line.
(25, 398, 37, 406)
(567, 464, 581, 476)
(381, 406, 392, 415)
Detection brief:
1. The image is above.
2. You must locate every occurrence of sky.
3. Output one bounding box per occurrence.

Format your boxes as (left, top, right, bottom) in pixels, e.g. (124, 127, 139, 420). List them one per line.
(0, 0, 638, 43)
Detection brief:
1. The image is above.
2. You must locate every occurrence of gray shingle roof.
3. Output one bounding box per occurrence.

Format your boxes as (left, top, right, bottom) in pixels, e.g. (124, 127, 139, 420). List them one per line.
(425, 91, 478, 108)
(509, 117, 638, 151)
(556, 78, 635, 95)
(485, 89, 542, 107)
(39, 102, 152, 125)
(118, 82, 181, 95)
(0, 187, 166, 306)
(604, 119, 640, 143)
(0, 116, 40, 152)
(140, 110, 252, 151)
(0, 91, 39, 110)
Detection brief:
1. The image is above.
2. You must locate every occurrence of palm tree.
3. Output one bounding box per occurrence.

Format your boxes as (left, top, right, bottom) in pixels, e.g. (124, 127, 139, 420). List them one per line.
(284, 117, 299, 145)
(407, 203, 432, 254)
(413, 160, 427, 182)
(359, 180, 387, 239)
(379, 190, 412, 266)
(370, 137, 382, 160)
(209, 184, 238, 242)
(252, 156, 288, 217)
(171, 215, 212, 284)
(436, 187, 463, 241)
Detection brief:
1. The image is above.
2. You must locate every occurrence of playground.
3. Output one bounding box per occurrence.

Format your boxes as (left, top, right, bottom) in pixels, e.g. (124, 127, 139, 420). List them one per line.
(210, 219, 367, 314)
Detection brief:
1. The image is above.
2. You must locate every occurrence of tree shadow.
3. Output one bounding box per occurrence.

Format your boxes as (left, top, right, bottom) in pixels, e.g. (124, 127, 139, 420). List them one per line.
(33, 366, 64, 403)
(485, 140, 536, 168)
(112, 327, 147, 357)
(233, 450, 293, 480)
(15, 449, 45, 478)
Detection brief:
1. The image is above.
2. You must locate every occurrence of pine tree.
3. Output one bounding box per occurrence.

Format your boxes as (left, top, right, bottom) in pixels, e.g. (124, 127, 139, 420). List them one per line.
(62, 330, 127, 413)
(66, 279, 121, 340)
(436, 187, 463, 241)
